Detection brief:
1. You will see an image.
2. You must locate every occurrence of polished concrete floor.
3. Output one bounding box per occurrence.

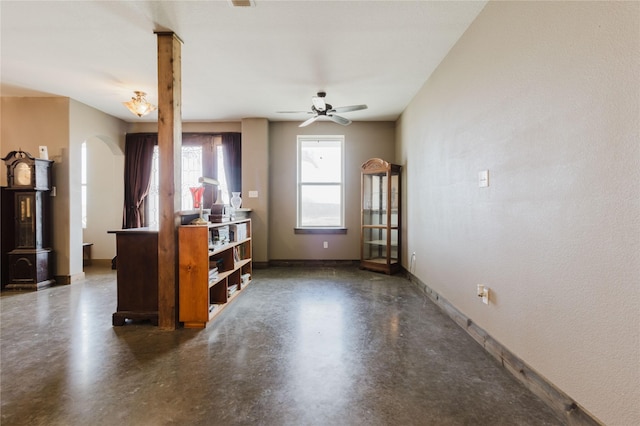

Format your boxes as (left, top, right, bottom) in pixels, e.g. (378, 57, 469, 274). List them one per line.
(1, 265, 563, 426)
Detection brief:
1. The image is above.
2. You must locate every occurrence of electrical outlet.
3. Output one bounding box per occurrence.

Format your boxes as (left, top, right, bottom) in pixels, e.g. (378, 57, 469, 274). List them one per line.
(323, 241, 328, 249)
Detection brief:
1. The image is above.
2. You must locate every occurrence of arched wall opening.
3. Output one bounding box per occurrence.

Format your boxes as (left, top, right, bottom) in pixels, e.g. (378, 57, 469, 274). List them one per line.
(81, 135, 124, 265)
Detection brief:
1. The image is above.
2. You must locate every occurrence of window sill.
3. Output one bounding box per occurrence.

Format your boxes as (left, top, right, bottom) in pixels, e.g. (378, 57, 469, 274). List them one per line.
(294, 227, 348, 235)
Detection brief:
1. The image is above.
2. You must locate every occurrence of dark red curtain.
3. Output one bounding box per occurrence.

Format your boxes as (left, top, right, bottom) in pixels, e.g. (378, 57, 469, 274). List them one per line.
(222, 132, 242, 197)
(122, 133, 156, 228)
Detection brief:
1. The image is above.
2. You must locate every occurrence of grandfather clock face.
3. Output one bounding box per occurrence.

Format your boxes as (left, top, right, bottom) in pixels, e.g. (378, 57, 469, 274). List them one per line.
(3, 150, 52, 190)
(14, 161, 32, 186)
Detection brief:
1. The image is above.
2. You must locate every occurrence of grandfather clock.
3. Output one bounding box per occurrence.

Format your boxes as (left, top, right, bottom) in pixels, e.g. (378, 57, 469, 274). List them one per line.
(2, 150, 55, 290)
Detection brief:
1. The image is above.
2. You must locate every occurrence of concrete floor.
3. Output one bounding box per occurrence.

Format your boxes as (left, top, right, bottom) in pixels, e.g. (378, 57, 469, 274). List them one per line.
(1, 265, 563, 426)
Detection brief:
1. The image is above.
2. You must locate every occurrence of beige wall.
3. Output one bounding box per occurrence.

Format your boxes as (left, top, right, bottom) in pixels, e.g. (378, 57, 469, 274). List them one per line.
(397, 2, 639, 425)
(70, 100, 128, 265)
(241, 118, 269, 264)
(1, 97, 71, 277)
(0, 97, 70, 188)
(1, 97, 128, 279)
(269, 121, 395, 260)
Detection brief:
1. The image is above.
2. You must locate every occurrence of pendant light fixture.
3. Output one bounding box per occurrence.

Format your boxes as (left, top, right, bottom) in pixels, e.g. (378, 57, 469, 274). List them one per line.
(123, 91, 157, 117)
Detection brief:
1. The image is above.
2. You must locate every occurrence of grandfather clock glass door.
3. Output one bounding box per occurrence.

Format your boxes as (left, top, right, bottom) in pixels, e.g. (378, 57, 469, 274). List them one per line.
(8, 189, 53, 290)
(16, 192, 42, 249)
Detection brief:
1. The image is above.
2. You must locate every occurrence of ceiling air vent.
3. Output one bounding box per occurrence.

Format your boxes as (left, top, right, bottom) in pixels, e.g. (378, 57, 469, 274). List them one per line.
(229, 0, 255, 7)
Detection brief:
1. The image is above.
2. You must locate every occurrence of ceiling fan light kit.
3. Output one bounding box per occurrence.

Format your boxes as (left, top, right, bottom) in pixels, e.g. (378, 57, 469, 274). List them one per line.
(279, 91, 367, 127)
(312, 91, 328, 111)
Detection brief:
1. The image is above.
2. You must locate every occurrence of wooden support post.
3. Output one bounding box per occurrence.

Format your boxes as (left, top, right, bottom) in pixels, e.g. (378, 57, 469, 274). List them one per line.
(156, 32, 183, 330)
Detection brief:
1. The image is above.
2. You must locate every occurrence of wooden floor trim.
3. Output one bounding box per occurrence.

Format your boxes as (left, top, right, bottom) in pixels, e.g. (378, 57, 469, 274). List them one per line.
(403, 269, 603, 426)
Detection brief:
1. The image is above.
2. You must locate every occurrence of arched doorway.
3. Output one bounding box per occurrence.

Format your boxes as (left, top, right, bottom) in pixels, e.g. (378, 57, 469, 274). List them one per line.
(81, 135, 124, 267)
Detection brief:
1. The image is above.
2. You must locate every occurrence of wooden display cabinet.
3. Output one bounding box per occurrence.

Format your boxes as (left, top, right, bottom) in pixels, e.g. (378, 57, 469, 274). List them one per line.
(360, 158, 401, 274)
(179, 219, 252, 328)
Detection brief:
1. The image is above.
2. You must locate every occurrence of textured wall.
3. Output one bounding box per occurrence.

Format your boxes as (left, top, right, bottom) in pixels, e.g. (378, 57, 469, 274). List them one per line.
(70, 100, 128, 270)
(1, 97, 72, 276)
(81, 135, 124, 261)
(242, 118, 270, 263)
(397, 2, 639, 425)
(269, 121, 396, 261)
(1, 98, 129, 276)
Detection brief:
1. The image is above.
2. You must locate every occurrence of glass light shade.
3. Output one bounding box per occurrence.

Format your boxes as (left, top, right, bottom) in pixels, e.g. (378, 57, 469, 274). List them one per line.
(123, 91, 157, 117)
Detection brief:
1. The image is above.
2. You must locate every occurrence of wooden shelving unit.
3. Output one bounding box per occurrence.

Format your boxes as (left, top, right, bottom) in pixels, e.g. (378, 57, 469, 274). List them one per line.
(179, 219, 252, 328)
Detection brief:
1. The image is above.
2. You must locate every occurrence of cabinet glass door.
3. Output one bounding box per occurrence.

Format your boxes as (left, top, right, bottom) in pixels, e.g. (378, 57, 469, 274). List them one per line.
(362, 173, 388, 225)
(390, 174, 399, 227)
(362, 228, 398, 264)
(360, 158, 401, 274)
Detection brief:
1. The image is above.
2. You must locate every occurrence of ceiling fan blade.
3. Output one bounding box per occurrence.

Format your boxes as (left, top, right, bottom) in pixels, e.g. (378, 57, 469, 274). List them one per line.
(277, 110, 313, 114)
(312, 96, 326, 112)
(330, 104, 368, 114)
(299, 115, 320, 127)
(328, 114, 351, 126)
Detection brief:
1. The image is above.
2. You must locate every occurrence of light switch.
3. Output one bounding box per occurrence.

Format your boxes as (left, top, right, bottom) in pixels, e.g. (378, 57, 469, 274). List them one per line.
(248, 190, 258, 198)
(478, 170, 489, 188)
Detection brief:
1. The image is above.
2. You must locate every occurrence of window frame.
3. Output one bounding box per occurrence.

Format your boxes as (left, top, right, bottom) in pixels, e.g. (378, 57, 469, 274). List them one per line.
(295, 135, 346, 232)
(81, 141, 87, 229)
(147, 136, 229, 228)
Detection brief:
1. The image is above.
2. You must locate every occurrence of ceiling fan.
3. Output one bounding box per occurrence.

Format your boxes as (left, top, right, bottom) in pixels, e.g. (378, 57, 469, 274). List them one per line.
(279, 92, 367, 127)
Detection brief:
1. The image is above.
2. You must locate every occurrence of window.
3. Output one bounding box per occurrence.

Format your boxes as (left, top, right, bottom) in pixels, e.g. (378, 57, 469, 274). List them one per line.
(147, 140, 229, 228)
(216, 144, 230, 205)
(81, 142, 87, 229)
(297, 136, 344, 228)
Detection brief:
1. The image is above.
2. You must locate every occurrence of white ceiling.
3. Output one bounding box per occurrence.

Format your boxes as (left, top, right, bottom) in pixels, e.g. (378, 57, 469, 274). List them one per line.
(0, 1, 486, 124)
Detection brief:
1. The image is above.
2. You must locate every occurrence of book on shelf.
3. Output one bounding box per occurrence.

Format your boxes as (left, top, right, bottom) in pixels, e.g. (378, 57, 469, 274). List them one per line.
(241, 273, 251, 286)
(227, 284, 239, 297)
(211, 226, 230, 245)
(233, 246, 240, 262)
(229, 223, 248, 241)
(209, 258, 224, 271)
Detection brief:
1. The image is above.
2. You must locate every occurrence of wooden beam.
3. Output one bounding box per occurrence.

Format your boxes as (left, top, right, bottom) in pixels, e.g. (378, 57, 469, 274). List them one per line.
(156, 32, 183, 330)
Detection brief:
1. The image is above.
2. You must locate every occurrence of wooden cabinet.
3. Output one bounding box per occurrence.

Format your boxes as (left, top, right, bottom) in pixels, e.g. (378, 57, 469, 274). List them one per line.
(108, 228, 159, 326)
(360, 158, 401, 274)
(179, 219, 252, 328)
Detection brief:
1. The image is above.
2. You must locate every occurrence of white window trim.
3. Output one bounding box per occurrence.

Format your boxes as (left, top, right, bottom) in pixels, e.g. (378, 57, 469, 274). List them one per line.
(296, 135, 346, 230)
(81, 141, 87, 229)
